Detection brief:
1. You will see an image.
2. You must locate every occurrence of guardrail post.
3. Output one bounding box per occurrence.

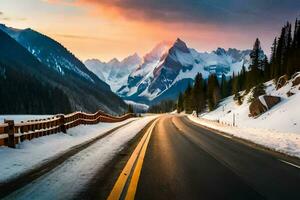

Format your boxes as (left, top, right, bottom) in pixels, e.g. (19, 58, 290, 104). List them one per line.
(58, 115, 66, 133)
(5, 119, 15, 148)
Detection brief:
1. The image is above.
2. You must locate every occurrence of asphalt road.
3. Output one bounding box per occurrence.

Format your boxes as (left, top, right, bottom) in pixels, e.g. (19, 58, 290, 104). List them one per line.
(132, 115, 300, 200)
(2, 115, 300, 200)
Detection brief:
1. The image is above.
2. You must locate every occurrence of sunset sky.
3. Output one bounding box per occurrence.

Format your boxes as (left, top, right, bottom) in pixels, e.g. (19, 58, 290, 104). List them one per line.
(1, 0, 299, 62)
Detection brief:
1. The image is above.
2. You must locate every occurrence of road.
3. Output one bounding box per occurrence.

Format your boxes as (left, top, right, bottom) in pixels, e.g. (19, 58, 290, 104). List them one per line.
(109, 115, 300, 200)
(1, 115, 300, 200)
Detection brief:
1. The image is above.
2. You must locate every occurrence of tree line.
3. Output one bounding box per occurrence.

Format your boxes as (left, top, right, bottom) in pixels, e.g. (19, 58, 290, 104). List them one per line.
(0, 62, 72, 114)
(148, 100, 176, 113)
(177, 18, 300, 116)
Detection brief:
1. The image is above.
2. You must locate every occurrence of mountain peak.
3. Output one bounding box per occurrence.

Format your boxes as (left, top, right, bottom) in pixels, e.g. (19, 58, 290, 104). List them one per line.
(108, 58, 120, 65)
(171, 38, 190, 53)
(143, 42, 170, 63)
(214, 47, 227, 55)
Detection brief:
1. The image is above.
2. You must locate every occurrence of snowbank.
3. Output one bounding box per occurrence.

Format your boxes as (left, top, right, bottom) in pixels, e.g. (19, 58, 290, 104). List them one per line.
(0, 115, 53, 123)
(201, 77, 300, 133)
(188, 74, 300, 158)
(0, 118, 137, 182)
(188, 115, 300, 158)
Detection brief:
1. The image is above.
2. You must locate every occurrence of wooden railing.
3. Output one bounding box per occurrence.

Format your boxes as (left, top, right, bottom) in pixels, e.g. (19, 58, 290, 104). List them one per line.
(0, 111, 136, 148)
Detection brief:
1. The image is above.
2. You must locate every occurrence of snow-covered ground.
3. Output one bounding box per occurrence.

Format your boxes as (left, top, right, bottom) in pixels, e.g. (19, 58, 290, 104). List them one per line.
(0, 117, 139, 183)
(189, 74, 300, 158)
(2, 115, 158, 200)
(0, 115, 54, 123)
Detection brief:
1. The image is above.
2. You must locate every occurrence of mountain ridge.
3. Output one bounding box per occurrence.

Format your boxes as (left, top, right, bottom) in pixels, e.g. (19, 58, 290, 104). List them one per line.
(0, 24, 127, 114)
(85, 38, 258, 105)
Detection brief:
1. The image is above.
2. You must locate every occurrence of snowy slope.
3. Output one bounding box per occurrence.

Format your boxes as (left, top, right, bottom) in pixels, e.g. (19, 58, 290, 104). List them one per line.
(0, 24, 95, 83)
(189, 73, 300, 158)
(117, 41, 171, 98)
(85, 53, 142, 92)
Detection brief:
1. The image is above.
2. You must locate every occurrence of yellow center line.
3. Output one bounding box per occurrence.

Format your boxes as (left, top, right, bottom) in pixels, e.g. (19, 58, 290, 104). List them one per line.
(106, 119, 158, 200)
(124, 122, 155, 200)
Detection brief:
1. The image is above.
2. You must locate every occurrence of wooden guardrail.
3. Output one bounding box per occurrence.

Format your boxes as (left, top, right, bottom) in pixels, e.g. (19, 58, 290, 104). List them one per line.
(0, 111, 136, 148)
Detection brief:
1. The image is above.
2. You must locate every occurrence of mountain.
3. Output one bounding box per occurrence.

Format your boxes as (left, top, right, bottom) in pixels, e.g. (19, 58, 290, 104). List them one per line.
(0, 29, 72, 114)
(119, 39, 255, 105)
(85, 53, 142, 92)
(0, 24, 127, 114)
(84, 38, 263, 106)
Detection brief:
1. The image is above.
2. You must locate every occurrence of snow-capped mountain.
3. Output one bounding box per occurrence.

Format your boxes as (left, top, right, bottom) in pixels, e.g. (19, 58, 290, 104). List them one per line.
(0, 24, 127, 114)
(120, 39, 255, 105)
(0, 24, 99, 84)
(117, 41, 172, 97)
(85, 53, 142, 92)
(85, 38, 263, 105)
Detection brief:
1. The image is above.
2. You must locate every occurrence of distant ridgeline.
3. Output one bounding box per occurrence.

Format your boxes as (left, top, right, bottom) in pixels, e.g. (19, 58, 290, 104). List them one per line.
(0, 25, 127, 115)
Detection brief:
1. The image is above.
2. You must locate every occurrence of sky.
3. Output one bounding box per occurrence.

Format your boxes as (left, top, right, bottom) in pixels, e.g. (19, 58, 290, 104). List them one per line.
(0, 0, 299, 62)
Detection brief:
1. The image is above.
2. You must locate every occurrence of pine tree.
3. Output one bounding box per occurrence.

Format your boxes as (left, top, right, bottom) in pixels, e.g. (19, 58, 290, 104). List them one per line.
(127, 104, 134, 113)
(270, 38, 277, 79)
(248, 38, 264, 88)
(183, 82, 193, 113)
(220, 74, 228, 98)
(207, 74, 220, 111)
(192, 73, 205, 116)
(263, 57, 270, 81)
(177, 92, 184, 113)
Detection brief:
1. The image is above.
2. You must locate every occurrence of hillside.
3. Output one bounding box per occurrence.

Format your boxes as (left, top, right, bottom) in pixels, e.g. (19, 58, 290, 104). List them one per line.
(0, 29, 71, 114)
(189, 73, 300, 157)
(0, 24, 127, 114)
(203, 74, 300, 132)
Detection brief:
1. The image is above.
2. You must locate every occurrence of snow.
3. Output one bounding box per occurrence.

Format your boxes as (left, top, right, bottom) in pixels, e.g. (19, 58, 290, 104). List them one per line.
(0, 118, 137, 182)
(2, 115, 158, 200)
(188, 74, 300, 158)
(258, 95, 268, 109)
(124, 100, 149, 112)
(84, 53, 142, 92)
(118, 40, 253, 103)
(0, 24, 95, 83)
(0, 115, 53, 123)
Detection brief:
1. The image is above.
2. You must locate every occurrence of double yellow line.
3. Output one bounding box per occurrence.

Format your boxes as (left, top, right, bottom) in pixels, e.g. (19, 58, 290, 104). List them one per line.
(107, 119, 159, 200)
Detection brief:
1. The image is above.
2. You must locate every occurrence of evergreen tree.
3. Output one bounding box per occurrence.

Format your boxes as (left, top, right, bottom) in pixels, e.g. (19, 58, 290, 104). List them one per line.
(220, 74, 228, 98)
(148, 100, 176, 113)
(183, 83, 193, 113)
(248, 38, 264, 88)
(177, 92, 184, 113)
(192, 73, 205, 116)
(207, 74, 220, 111)
(270, 38, 277, 78)
(127, 104, 134, 113)
(263, 57, 270, 81)
(232, 72, 239, 96)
